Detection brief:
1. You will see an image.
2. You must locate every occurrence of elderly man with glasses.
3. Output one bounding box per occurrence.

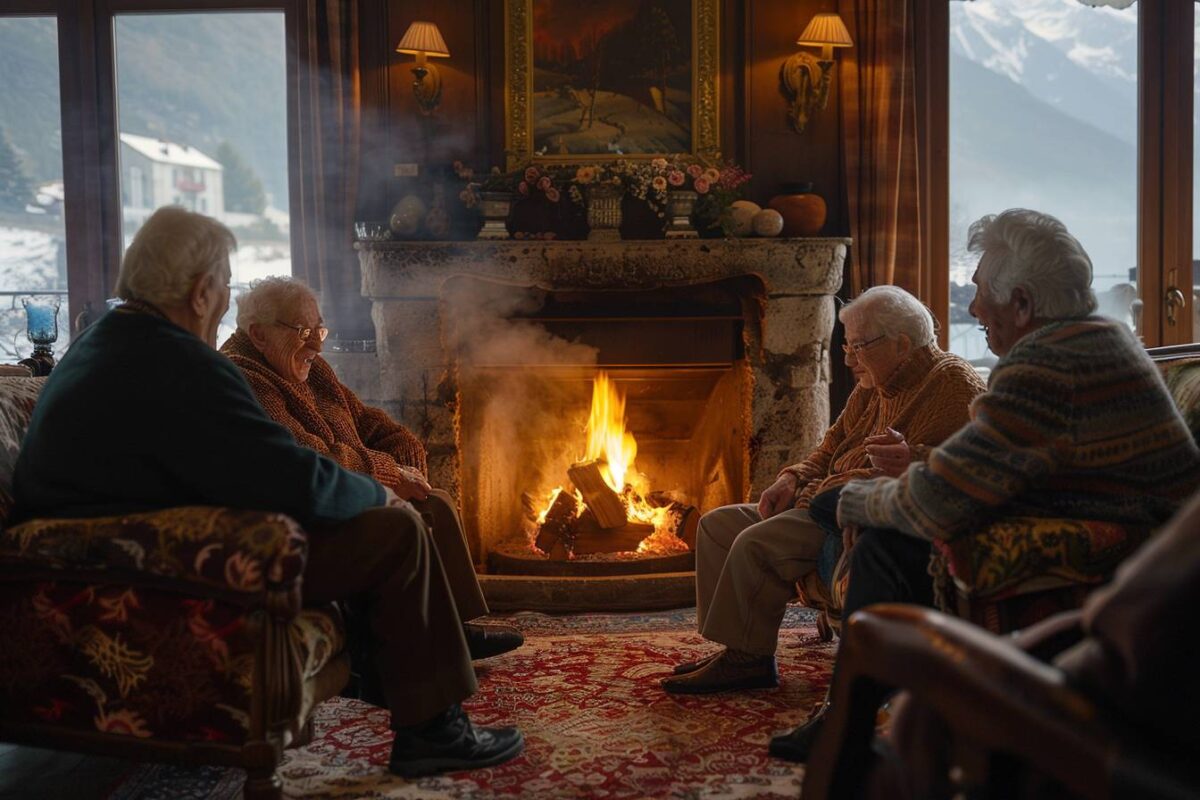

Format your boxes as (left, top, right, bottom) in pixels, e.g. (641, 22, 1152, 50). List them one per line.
(661, 285, 985, 695)
(220, 276, 523, 666)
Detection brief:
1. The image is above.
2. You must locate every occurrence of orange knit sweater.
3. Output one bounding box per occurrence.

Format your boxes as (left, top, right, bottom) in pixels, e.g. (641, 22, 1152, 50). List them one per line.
(221, 330, 426, 490)
(784, 344, 986, 509)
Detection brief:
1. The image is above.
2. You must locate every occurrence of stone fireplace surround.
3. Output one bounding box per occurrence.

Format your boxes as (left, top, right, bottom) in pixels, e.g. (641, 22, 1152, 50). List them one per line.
(348, 237, 848, 608)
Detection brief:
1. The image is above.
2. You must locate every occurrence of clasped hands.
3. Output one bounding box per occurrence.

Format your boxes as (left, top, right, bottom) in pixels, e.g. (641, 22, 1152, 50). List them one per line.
(382, 465, 432, 507)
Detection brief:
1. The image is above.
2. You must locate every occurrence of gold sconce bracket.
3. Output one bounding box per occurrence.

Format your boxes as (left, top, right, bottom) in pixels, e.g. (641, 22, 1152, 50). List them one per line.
(779, 51, 834, 134)
(410, 62, 443, 116)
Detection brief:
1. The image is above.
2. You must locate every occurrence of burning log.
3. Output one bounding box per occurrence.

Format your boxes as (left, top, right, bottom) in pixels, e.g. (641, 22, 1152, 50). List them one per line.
(567, 460, 627, 529)
(535, 489, 579, 558)
(572, 512, 654, 555)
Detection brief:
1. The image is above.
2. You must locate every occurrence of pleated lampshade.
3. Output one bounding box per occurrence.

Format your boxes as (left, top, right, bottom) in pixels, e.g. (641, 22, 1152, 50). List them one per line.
(396, 21, 450, 57)
(796, 13, 853, 48)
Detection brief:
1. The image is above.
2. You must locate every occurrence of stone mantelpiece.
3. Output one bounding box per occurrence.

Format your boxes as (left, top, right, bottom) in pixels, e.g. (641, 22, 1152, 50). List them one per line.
(354, 237, 849, 501)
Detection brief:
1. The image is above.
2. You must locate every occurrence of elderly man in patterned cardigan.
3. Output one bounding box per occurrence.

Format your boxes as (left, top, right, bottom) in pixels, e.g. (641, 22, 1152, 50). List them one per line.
(13, 207, 524, 778)
(770, 208, 1200, 762)
(220, 277, 522, 663)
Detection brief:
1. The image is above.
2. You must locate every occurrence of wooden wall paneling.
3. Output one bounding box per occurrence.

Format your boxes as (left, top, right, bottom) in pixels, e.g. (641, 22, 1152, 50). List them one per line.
(357, 0, 394, 221)
(740, 0, 842, 228)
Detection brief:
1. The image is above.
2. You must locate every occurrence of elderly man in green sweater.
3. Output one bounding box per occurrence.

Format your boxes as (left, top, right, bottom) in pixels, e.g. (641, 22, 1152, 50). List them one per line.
(769, 208, 1200, 762)
(12, 206, 523, 778)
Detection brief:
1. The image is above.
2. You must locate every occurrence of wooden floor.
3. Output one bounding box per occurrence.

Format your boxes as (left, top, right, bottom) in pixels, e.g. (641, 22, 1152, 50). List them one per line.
(0, 743, 132, 799)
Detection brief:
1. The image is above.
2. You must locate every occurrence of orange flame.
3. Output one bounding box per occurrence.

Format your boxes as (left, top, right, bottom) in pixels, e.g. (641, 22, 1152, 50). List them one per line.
(583, 371, 641, 494)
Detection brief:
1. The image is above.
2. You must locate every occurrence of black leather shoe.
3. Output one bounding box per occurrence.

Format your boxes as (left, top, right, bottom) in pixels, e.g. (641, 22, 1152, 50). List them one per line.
(390, 704, 524, 778)
(464, 623, 524, 660)
(671, 651, 720, 675)
(661, 652, 778, 694)
(768, 703, 828, 763)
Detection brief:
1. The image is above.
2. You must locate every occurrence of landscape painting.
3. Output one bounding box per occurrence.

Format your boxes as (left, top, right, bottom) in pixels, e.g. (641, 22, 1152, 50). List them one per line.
(506, 0, 719, 166)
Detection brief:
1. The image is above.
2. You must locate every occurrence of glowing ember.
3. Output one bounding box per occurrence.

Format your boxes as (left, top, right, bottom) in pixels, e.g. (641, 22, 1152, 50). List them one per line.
(530, 371, 688, 557)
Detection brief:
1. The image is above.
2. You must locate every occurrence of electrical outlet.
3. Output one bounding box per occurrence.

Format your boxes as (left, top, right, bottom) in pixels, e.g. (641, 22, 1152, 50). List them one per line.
(393, 163, 419, 177)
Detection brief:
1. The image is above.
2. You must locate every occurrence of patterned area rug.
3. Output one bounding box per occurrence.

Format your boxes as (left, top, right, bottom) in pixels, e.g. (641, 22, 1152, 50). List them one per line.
(109, 606, 835, 799)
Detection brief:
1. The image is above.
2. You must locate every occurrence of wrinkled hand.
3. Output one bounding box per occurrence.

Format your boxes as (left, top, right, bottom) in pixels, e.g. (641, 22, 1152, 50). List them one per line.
(841, 524, 859, 553)
(757, 473, 798, 520)
(392, 466, 431, 502)
(864, 427, 911, 478)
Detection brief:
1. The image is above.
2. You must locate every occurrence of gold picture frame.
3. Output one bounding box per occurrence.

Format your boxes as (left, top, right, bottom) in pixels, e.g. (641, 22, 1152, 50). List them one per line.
(504, 0, 720, 170)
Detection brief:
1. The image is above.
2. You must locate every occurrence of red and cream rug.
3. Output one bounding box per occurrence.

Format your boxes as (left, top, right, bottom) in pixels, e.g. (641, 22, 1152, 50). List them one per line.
(110, 607, 835, 799)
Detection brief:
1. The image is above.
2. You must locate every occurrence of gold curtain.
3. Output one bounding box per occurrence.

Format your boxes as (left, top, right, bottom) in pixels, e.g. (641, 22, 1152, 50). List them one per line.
(295, 0, 370, 339)
(838, 0, 939, 319)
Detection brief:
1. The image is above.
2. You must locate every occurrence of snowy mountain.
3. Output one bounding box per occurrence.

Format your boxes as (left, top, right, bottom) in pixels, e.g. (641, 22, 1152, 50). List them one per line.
(948, 0, 1144, 289)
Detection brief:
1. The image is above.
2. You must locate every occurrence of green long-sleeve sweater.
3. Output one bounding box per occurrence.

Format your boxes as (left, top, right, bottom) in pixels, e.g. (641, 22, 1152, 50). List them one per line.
(12, 308, 385, 528)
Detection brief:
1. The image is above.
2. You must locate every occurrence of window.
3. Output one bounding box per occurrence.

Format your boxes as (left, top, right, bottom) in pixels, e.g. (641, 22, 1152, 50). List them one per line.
(945, 0, 1196, 351)
(0, 14, 70, 361)
(949, 0, 1139, 364)
(113, 10, 292, 344)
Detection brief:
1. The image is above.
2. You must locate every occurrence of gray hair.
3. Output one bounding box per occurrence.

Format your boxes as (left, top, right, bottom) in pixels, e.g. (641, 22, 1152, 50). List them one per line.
(115, 206, 234, 305)
(968, 209, 1097, 318)
(236, 275, 319, 331)
(839, 285, 936, 348)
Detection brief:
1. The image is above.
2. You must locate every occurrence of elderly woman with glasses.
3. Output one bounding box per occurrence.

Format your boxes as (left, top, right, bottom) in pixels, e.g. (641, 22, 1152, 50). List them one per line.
(220, 276, 523, 663)
(661, 285, 985, 695)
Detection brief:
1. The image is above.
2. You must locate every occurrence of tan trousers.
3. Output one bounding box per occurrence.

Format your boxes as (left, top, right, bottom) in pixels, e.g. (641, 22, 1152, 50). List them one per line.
(695, 503, 827, 656)
(411, 489, 489, 621)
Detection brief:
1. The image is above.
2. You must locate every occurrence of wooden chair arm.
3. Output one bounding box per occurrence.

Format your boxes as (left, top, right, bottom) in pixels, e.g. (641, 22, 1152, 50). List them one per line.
(803, 604, 1112, 799)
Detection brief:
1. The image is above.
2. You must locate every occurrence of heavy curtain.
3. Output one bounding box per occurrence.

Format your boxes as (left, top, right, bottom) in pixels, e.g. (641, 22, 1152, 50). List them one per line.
(838, 0, 944, 337)
(295, 0, 371, 340)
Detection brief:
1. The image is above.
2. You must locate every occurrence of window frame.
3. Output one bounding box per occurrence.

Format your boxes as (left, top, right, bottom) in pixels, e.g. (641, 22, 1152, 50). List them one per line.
(936, 0, 1196, 347)
(1, 0, 302, 338)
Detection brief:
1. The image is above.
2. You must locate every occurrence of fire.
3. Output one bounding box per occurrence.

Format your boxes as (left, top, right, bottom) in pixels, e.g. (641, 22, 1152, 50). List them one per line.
(530, 371, 688, 556)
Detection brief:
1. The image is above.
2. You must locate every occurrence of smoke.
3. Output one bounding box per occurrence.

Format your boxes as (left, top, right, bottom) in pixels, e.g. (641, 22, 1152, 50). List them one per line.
(442, 277, 599, 549)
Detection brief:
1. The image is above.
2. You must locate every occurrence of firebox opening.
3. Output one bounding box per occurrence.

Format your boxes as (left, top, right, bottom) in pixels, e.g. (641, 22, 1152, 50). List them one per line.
(446, 278, 755, 572)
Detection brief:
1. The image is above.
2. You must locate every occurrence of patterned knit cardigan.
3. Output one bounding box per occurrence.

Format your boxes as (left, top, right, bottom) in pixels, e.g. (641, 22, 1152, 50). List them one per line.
(221, 330, 426, 490)
(839, 318, 1200, 540)
(783, 344, 987, 509)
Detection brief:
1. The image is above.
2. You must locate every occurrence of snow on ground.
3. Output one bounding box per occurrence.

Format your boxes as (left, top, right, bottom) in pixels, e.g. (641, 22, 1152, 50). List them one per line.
(533, 90, 689, 155)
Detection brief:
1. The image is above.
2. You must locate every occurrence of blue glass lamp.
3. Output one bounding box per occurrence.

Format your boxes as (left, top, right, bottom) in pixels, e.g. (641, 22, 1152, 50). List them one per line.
(19, 296, 60, 376)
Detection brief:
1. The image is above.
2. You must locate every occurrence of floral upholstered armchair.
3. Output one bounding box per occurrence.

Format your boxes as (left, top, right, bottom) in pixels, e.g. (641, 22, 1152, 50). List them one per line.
(0, 378, 348, 799)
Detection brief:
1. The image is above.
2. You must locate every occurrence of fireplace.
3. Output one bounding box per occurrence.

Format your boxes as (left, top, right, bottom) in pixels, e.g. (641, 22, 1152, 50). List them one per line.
(354, 238, 848, 609)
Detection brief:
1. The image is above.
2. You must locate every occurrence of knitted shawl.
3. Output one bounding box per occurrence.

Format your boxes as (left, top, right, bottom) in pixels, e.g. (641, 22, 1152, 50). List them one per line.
(221, 330, 426, 490)
(783, 344, 986, 510)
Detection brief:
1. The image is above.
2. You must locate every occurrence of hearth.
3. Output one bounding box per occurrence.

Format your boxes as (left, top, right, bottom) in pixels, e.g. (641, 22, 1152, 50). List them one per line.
(354, 238, 848, 609)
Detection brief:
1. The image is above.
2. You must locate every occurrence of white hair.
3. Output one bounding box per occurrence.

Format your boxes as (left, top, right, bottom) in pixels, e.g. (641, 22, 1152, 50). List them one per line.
(968, 209, 1097, 318)
(839, 285, 936, 348)
(115, 206, 234, 305)
(236, 275, 319, 331)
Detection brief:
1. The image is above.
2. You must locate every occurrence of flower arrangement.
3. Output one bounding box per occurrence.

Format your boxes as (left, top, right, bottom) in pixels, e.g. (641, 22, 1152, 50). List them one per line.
(674, 160, 753, 236)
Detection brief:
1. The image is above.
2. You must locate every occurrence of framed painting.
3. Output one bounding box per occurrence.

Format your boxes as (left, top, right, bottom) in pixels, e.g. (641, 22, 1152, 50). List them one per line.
(504, 0, 720, 169)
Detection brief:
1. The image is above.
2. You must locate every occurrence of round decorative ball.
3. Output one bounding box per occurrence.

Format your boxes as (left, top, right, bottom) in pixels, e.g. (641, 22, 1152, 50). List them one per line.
(752, 208, 785, 237)
(729, 200, 761, 237)
(389, 195, 426, 236)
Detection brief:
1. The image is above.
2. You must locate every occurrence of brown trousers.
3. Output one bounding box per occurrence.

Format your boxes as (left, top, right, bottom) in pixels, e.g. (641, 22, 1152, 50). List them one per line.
(304, 494, 480, 727)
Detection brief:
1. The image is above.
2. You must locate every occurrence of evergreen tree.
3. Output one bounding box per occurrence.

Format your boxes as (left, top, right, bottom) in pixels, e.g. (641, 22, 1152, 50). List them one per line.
(0, 127, 33, 214)
(216, 140, 266, 215)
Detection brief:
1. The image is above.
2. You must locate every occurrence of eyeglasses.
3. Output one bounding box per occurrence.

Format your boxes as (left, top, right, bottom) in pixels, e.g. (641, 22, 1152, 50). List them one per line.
(841, 333, 887, 356)
(275, 321, 329, 343)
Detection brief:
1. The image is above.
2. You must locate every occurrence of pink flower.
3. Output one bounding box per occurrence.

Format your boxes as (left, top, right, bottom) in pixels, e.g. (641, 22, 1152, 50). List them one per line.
(693, 177, 711, 194)
(546, 187, 561, 202)
(668, 170, 685, 186)
(651, 176, 668, 192)
(702, 167, 721, 184)
(651, 157, 668, 170)
(518, 181, 530, 195)
(524, 166, 540, 183)
(686, 164, 703, 178)
(537, 176, 552, 192)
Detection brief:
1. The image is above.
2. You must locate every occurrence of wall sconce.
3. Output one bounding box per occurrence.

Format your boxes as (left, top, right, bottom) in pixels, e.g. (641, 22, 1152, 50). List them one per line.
(396, 21, 450, 116)
(779, 13, 853, 133)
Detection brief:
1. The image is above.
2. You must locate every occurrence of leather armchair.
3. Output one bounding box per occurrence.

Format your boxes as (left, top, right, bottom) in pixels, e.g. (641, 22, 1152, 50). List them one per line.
(802, 605, 1200, 800)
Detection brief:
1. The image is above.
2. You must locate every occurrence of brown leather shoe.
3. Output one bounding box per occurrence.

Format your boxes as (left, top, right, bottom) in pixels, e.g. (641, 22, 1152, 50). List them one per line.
(671, 651, 721, 676)
(464, 623, 524, 660)
(661, 651, 778, 694)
